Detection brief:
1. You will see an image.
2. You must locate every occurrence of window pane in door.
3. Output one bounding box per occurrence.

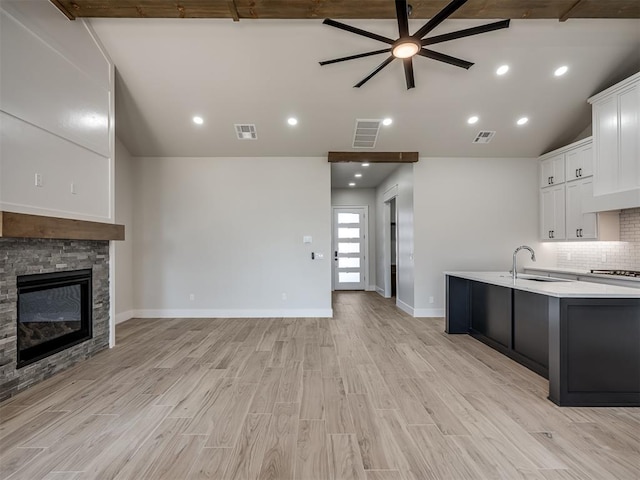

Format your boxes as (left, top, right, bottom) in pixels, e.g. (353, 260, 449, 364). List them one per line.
(337, 213, 360, 224)
(338, 243, 360, 254)
(338, 257, 360, 268)
(338, 272, 360, 283)
(338, 228, 360, 239)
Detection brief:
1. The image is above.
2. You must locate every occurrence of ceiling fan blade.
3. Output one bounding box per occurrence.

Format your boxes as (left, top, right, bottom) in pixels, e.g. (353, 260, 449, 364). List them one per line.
(403, 58, 415, 90)
(422, 20, 510, 46)
(319, 49, 391, 66)
(323, 19, 395, 45)
(395, 0, 410, 38)
(412, 0, 469, 40)
(354, 55, 395, 88)
(417, 48, 474, 69)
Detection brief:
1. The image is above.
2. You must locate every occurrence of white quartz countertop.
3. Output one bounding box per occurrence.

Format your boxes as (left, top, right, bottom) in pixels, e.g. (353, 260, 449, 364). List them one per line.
(524, 266, 640, 284)
(445, 271, 640, 298)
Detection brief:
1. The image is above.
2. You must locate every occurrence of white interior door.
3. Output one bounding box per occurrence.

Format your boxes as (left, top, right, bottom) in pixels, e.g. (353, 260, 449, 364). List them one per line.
(333, 207, 366, 291)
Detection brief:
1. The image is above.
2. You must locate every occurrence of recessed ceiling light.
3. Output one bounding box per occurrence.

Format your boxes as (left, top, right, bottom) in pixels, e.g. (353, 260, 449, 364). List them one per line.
(517, 117, 529, 126)
(287, 117, 298, 126)
(554, 65, 568, 77)
(496, 65, 509, 75)
(382, 118, 393, 126)
(349, 182, 356, 187)
(192, 116, 204, 125)
(362, 163, 370, 167)
(355, 173, 362, 178)
(467, 116, 479, 124)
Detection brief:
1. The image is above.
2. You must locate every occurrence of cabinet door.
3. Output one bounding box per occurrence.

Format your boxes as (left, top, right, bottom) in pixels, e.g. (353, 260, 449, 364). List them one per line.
(513, 290, 549, 371)
(566, 143, 593, 180)
(593, 97, 619, 196)
(541, 185, 565, 240)
(578, 179, 597, 239)
(566, 179, 597, 239)
(566, 182, 582, 240)
(470, 282, 511, 349)
(618, 84, 640, 192)
(540, 154, 564, 188)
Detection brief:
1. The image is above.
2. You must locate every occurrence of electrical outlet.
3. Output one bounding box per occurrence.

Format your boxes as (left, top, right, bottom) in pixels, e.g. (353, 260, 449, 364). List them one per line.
(189, 293, 195, 301)
(70, 183, 77, 195)
(567, 252, 572, 261)
(35, 173, 43, 187)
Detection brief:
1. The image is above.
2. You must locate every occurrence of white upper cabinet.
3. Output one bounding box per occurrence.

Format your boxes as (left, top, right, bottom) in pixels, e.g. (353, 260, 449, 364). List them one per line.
(540, 154, 565, 188)
(588, 73, 640, 210)
(539, 138, 592, 241)
(541, 184, 566, 240)
(566, 142, 593, 181)
(566, 178, 597, 240)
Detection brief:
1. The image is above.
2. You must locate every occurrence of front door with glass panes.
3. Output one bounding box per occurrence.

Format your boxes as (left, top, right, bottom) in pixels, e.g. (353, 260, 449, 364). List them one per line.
(333, 207, 366, 290)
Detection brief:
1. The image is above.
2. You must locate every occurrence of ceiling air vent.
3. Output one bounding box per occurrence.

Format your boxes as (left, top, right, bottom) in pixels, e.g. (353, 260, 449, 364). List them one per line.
(473, 130, 496, 144)
(352, 119, 382, 148)
(235, 124, 257, 140)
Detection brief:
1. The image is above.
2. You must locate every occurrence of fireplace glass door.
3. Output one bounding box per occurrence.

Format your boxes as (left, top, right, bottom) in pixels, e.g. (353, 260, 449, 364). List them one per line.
(17, 269, 92, 368)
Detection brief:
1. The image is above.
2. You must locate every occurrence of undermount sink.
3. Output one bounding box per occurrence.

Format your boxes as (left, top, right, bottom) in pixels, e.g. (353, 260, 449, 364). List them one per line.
(523, 277, 571, 282)
(499, 274, 572, 283)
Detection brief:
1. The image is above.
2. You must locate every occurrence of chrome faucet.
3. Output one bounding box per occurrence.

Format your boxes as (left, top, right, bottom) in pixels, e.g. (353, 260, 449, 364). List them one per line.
(512, 245, 536, 280)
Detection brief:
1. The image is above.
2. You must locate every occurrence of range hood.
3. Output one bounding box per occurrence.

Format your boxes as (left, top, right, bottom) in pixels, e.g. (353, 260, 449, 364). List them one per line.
(583, 188, 640, 213)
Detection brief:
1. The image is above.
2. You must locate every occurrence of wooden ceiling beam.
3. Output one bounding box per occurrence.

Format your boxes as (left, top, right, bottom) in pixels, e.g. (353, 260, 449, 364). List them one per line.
(49, 0, 76, 20)
(328, 152, 419, 163)
(228, 0, 240, 21)
(559, 0, 584, 22)
(48, 1, 640, 20)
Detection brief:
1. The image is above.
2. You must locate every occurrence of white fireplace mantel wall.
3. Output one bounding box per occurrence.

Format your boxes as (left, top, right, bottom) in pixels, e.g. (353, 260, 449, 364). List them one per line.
(0, 0, 114, 223)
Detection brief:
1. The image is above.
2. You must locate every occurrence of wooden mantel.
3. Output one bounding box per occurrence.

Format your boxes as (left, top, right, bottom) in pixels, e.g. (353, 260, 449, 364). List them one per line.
(0, 211, 124, 241)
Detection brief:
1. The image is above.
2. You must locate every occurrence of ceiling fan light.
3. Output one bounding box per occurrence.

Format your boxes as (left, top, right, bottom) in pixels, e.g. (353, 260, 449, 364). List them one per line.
(392, 40, 420, 59)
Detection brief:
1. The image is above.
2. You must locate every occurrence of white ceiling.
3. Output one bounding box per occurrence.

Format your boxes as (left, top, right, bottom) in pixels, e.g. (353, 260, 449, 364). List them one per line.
(331, 162, 402, 189)
(90, 17, 640, 160)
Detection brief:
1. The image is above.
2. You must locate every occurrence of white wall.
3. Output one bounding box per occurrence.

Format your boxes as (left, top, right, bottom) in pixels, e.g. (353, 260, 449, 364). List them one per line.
(375, 164, 415, 313)
(413, 157, 556, 316)
(331, 188, 376, 289)
(0, 0, 113, 222)
(114, 138, 135, 323)
(132, 156, 332, 317)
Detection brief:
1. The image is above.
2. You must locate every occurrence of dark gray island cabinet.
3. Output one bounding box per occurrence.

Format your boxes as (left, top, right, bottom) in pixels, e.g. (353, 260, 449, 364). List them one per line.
(446, 272, 640, 407)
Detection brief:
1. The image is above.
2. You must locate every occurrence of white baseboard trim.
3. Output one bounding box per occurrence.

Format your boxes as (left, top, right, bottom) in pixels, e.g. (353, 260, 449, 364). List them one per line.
(413, 308, 445, 318)
(133, 308, 334, 319)
(375, 286, 386, 297)
(365, 285, 377, 292)
(396, 299, 414, 316)
(115, 310, 135, 324)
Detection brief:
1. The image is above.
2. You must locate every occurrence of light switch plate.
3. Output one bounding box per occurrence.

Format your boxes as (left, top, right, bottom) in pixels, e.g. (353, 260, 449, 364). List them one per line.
(303, 236, 312, 244)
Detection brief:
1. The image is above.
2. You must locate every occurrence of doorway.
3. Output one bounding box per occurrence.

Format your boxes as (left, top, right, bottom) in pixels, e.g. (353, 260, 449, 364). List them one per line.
(332, 207, 368, 290)
(383, 195, 398, 299)
(389, 197, 397, 298)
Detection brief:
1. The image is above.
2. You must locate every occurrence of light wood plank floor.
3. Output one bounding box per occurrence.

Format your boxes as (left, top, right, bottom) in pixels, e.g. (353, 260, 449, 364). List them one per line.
(1, 292, 639, 479)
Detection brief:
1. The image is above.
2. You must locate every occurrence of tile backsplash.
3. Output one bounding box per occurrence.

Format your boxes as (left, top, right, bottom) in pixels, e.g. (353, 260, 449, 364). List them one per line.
(556, 208, 639, 270)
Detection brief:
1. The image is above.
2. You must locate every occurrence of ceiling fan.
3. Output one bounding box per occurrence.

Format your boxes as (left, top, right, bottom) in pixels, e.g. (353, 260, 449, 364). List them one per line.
(319, 0, 510, 89)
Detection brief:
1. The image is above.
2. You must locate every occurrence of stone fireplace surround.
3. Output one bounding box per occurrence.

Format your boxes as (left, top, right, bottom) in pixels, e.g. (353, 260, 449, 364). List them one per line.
(0, 212, 123, 401)
(0, 238, 109, 401)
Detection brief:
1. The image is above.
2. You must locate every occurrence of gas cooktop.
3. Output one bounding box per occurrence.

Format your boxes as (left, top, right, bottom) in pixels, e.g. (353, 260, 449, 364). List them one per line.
(590, 269, 640, 278)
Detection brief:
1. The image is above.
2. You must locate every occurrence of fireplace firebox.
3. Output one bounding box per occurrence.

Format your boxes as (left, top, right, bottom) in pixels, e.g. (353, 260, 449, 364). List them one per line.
(17, 269, 92, 368)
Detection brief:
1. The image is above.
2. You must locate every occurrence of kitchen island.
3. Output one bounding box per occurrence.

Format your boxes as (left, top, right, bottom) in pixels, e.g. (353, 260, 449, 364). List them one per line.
(445, 272, 640, 407)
